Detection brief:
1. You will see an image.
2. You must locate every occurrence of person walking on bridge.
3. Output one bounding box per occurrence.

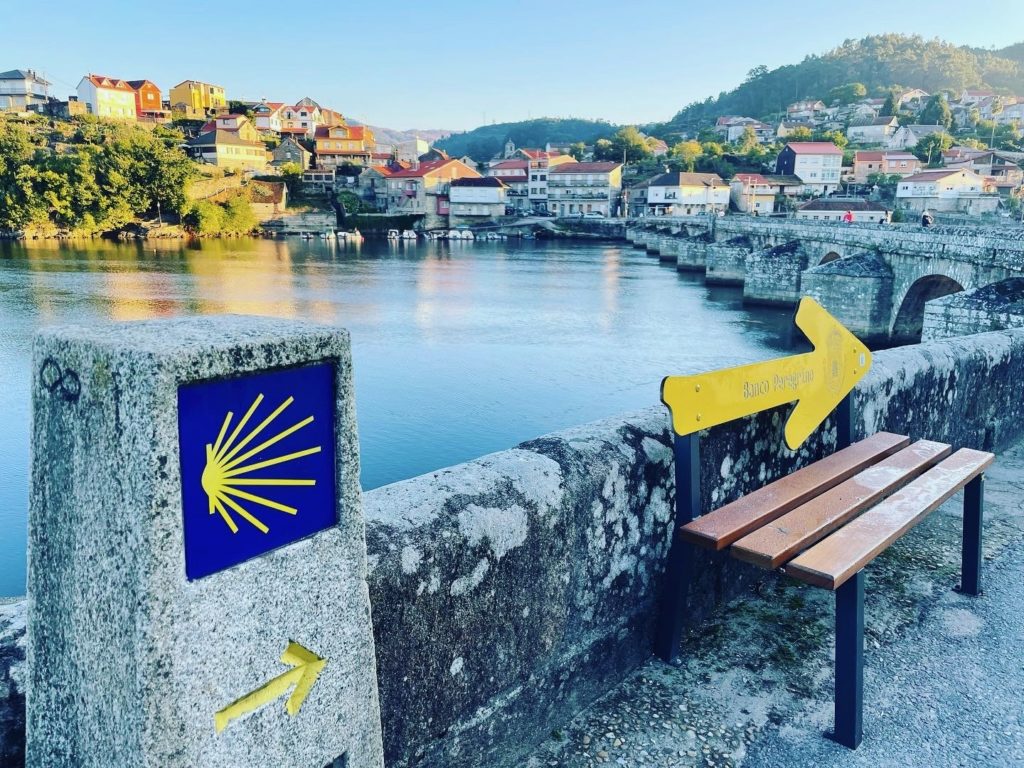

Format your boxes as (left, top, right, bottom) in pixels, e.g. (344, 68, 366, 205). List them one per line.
(842, 210, 854, 224)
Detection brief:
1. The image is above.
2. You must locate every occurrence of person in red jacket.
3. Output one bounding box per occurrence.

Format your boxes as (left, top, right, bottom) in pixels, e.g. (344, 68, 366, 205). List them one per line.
(842, 209, 854, 224)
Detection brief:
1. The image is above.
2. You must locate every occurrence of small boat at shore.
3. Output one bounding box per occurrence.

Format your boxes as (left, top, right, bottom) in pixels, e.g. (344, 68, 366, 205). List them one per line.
(401, 230, 418, 240)
(387, 229, 400, 240)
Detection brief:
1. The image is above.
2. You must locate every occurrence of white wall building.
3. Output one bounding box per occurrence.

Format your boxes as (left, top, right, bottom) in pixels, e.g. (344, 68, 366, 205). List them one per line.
(449, 177, 507, 220)
(895, 168, 999, 213)
(646, 172, 729, 216)
(547, 162, 623, 217)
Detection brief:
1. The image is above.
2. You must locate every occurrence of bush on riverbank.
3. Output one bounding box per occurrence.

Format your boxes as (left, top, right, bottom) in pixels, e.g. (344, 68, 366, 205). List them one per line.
(182, 195, 258, 235)
(0, 116, 197, 236)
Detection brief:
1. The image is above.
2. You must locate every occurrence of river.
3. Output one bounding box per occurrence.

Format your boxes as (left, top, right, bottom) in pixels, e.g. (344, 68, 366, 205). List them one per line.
(0, 235, 795, 595)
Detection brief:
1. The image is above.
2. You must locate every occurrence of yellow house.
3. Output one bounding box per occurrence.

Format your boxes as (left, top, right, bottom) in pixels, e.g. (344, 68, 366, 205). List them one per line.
(76, 75, 137, 121)
(314, 124, 376, 168)
(185, 130, 268, 172)
(170, 80, 227, 118)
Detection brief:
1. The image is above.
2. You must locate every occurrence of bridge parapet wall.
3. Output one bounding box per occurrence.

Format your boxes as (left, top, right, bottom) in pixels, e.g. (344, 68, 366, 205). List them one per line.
(6, 329, 1024, 766)
(744, 241, 809, 305)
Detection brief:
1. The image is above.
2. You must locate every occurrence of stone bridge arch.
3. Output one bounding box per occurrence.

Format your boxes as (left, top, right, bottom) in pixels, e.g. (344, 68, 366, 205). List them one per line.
(891, 275, 967, 344)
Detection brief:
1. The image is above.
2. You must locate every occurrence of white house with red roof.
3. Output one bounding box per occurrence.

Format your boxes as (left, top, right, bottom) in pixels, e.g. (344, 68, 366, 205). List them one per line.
(253, 101, 285, 133)
(895, 168, 998, 213)
(547, 162, 623, 217)
(77, 74, 137, 121)
(279, 102, 322, 137)
(775, 142, 843, 194)
(646, 172, 728, 216)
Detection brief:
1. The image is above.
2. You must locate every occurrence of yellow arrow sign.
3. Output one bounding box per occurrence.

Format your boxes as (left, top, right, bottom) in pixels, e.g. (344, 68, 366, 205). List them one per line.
(661, 297, 871, 450)
(214, 641, 327, 734)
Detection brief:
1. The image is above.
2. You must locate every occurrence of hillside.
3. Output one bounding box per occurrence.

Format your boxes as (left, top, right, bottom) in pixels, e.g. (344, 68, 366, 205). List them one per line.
(436, 118, 617, 161)
(650, 34, 1024, 137)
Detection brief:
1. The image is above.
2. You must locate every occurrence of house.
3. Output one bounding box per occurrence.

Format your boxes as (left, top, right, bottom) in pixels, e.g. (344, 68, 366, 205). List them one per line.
(314, 124, 376, 168)
(786, 99, 826, 121)
(185, 130, 268, 171)
(715, 116, 774, 144)
(959, 89, 996, 106)
(486, 159, 530, 213)
(449, 177, 507, 223)
(547, 161, 623, 217)
(776, 121, 808, 139)
(302, 167, 336, 193)
(895, 168, 999, 214)
(169, 80, 226, 119)
(896, 89, 930, 109)
(852, 151, 921, 184)
(247, 180, 288, 221)
(200, 114, 262, 142)
(77, 75, 137, 120)
(775, 142, 843, 194)
(887, 125, 947, 150)
(795, 199, 891, 223)
(624, 178, 652, 217)
(521, 151, 575, 212)
(383, 159, 482, 224)
(359, 165, 398, 209)
(397, 138, 430, 162)
(125, 80, 166, 121)
(729, 174, 804, 213)
(943, 151, 1024, 195)
(0, 69, 50, 112)
(271, 136, 312, 169)
(279, 102, 322, 138)
(644, 172, 728, 216)
(845, 116, 899, 145)
(647, 137, 670, 156)
(253, 101, 285, 133)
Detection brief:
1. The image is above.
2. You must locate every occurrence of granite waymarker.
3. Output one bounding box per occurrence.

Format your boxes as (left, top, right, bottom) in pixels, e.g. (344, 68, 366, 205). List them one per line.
(27, 316, 384, 768)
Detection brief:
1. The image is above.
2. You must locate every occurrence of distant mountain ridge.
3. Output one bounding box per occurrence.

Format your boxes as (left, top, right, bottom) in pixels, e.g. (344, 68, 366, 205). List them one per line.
(348, 120, 451, 149)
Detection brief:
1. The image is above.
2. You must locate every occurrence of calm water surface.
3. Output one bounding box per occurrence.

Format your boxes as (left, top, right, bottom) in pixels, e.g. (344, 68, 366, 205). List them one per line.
(0, 236, 793, 595)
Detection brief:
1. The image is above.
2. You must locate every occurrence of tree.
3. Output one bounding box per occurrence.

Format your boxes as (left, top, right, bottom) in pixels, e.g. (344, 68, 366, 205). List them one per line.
(919, 94, 953, 129)
(700, 141, 724, 158)
(828, 82, 868, 105)
(671, 140, 702, 172)
(914, 132, 954, 165)
(817, 129, 848, 149)
(880, 91, 899, 117)
(788, 126, 813, 141)
(736, 126, 759, 154)
(609, 126, 652, 164)
(569, 141, 586, 160)
(592, 138, 615, 160)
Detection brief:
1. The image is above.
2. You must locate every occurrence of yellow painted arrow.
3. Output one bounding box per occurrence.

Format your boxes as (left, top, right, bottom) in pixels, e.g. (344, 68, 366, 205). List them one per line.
(661, 297, 871, 450)
(214, 641, 327, 734)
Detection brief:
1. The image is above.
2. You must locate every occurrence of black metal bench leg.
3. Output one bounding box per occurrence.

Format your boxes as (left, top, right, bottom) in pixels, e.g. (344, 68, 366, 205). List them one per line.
(834, 570, 865, 749)
(961, 474, 984, 596)
(654, 433, 700, 665)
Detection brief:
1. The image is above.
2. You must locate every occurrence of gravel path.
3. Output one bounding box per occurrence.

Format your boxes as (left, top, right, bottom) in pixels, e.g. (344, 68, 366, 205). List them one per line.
(525, 443, 1024, 768)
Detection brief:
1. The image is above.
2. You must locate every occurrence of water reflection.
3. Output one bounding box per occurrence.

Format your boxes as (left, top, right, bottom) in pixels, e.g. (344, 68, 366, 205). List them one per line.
(0, 236, 794, 595)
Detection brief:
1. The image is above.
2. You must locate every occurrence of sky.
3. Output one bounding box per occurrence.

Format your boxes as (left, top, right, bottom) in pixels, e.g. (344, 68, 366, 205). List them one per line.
(5, 0, 1024, 132)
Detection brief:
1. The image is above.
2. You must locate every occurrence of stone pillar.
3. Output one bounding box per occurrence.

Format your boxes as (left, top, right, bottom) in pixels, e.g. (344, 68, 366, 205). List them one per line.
(743, 240, 809, 305)
(802, 253, 895, 344)
(27, 317, 384, 768)
(705, 237, 753, 285)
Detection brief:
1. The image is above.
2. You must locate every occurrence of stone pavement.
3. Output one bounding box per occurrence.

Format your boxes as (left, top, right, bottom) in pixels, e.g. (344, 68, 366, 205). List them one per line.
(525, 441, 1024, 768)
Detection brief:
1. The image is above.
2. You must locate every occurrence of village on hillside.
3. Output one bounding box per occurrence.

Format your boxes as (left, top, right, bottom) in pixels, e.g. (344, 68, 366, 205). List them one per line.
(1, 68, 1023, 236)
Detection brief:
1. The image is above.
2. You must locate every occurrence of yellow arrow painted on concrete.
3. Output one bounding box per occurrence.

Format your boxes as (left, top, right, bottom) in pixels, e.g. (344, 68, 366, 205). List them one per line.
(214, 641, 327, 734)
(661, 297, 871, 450)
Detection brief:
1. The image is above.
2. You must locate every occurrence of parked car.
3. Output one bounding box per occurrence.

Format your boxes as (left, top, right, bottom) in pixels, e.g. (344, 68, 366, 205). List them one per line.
(582, 211, 605, 219)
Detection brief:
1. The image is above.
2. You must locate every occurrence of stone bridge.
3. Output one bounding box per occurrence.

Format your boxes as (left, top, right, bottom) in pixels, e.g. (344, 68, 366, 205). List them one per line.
(625, 217, 1024, 344)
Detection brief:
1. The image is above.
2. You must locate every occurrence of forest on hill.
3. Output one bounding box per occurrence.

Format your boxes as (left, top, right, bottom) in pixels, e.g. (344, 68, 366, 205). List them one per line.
(652, 35, 1024, 137)
(436, 118, 617, 161)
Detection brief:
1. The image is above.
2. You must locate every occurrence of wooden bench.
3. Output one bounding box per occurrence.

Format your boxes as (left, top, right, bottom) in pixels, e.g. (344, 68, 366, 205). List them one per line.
(655, 425, 993, 749)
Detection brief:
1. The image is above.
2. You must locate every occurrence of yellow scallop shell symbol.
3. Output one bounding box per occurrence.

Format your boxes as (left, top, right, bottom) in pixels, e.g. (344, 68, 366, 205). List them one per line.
(201, 393, 321, 534)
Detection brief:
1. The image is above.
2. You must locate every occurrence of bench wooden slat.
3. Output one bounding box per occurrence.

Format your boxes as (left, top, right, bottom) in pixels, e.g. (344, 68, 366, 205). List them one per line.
(678, 432, 910, 551)
(730, 440, 952, 569)
(783, 448, 995, 590)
